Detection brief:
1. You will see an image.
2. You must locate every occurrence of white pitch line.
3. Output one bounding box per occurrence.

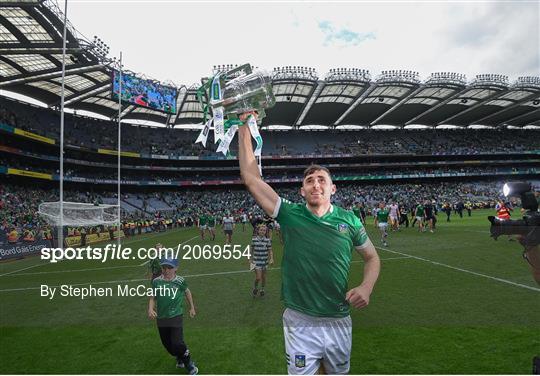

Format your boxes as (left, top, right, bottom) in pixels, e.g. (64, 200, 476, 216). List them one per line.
(0, 255, 410, 277)
(0, 278, 150, 292)
(2, 264, 142, 277)
(375, 256, 411, 261)
(138, 235, 199, 266)
(0, 228, 193, 278)
(375, 246, 540, 293)
(0, 262, 50, 277)
(10, 255, 412, 277)
(0, 256, 410, 292)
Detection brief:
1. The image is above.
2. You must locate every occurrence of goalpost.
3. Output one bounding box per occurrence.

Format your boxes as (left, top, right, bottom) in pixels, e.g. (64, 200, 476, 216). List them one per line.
(38, 0, 122, 249)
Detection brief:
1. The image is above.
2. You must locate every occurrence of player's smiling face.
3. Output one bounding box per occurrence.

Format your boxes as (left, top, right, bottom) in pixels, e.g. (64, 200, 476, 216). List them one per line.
(301, 170, 336, 206)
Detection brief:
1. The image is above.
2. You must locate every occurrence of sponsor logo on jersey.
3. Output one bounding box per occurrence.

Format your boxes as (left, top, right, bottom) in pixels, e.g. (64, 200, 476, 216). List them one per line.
(295, 354, 306, 368)
(337, 223, 349, 233)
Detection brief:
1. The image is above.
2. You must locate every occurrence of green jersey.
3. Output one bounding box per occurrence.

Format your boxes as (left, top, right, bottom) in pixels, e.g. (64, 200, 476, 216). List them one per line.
(152, 275, 188, 319)
(376, 208, 389, 223)
(148, 258, 161, 275)
(415, 205, 425, 216)
(199, 215, 208, 226)
(276, 198, 369, 318)
(207, 216, 216, 227)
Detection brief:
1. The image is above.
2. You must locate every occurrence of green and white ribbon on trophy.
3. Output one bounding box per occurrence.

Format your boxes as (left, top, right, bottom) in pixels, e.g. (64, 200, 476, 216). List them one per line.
(195, 73, 224, 148)
(195, 64, 275, 174)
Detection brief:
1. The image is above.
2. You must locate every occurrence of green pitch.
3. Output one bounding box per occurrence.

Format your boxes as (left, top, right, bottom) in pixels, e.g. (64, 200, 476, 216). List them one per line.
(1, 209, 539, 374)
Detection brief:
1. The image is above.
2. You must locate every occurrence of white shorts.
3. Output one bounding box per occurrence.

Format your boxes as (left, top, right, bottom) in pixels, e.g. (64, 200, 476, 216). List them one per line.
(378, 222, 388, 230)
(199, 225, 207, 230)
(283, 308, 352, 375)
(415, 216, 423, 222)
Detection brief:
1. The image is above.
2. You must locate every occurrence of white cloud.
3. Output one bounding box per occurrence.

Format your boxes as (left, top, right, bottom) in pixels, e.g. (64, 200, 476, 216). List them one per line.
(317, 20, 376, 47)
(62, 1, 539, 86)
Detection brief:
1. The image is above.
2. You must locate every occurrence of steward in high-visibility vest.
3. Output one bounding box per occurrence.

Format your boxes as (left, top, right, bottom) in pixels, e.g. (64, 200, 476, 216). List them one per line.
(496, 201, 512, 220)
(7, 229, 18, 243)
(23, 229, 35, 242)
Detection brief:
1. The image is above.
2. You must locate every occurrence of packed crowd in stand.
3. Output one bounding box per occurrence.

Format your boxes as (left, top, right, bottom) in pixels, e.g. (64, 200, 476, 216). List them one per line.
(0, 153, 536, 183)
(1, 180, 526, 246)
(1, 98, 538, 247)
(1, 98, 539, 157)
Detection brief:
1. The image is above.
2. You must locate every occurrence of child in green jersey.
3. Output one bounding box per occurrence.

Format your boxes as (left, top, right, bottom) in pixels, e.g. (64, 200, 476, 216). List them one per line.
(148, 258, 198, 375)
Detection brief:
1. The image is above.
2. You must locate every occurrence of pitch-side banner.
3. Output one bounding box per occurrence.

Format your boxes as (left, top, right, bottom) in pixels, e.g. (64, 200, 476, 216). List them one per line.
(64, 231, 125, 247)
(0, 240, 50, 261)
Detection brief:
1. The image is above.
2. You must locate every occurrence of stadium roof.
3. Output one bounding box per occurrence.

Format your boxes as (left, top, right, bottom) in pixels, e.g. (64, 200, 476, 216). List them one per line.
(0, 0, 539, 129)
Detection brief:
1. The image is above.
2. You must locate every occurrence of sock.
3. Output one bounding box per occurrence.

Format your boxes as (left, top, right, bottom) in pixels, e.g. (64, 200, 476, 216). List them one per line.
(180, 349, 192, 368)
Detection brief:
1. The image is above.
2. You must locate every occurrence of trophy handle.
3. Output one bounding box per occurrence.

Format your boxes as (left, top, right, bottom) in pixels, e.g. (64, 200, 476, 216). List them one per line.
(226, 63, 252, 77)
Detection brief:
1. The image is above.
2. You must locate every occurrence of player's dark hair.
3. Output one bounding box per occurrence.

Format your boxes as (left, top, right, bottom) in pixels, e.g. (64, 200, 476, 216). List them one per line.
(303, 164, 332, 180)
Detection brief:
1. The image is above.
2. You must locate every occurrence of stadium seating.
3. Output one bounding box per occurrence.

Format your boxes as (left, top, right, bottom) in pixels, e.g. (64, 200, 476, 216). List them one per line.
(1, 97, 538, 157)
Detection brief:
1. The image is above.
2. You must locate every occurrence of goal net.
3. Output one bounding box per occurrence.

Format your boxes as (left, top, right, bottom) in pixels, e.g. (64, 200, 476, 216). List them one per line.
(38, 201, 120, 227)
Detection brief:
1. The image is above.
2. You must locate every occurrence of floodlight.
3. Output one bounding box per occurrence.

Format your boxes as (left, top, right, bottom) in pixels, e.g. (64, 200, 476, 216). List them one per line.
(503, 182, 531, 197)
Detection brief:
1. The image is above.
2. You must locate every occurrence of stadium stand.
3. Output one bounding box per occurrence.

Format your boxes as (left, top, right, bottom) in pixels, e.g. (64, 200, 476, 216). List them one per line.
(2, 178, 536, 245)
(1, 97, 539, 158)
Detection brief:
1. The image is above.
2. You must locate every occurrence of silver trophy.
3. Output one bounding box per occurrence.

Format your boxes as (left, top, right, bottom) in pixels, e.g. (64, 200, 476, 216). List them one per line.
(198, 63, 275, 124)
(195, 64, 275, 172)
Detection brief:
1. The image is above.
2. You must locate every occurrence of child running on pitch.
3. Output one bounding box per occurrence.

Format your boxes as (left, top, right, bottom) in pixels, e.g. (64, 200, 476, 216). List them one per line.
(148, 258, 198, 374)
(249, 224, 274, 297)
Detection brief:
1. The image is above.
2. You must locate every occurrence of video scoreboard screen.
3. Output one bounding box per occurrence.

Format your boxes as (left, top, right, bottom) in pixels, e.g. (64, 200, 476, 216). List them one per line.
(112, 71, 177, 114)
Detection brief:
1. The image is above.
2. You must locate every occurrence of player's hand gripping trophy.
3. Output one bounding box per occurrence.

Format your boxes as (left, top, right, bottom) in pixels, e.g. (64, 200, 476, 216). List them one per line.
(195, 64, 275, 173)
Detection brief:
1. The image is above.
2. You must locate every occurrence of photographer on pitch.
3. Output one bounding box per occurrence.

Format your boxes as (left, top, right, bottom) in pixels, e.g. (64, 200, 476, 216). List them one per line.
(488, 182, 540, 285)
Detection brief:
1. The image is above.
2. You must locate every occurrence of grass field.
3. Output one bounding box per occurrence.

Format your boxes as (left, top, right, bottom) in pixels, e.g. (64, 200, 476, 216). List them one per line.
(1, 209, 539, 374)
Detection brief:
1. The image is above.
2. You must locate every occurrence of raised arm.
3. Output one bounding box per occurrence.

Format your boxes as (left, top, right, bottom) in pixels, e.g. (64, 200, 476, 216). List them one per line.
(237, 114, 279, 217)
